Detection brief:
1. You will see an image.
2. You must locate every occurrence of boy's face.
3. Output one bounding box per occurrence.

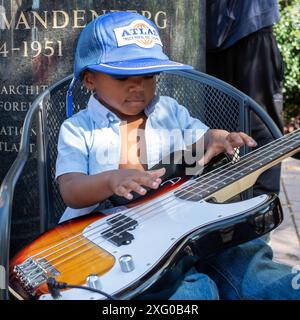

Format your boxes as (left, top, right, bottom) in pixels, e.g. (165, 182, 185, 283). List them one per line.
(83, 72, 156, 117)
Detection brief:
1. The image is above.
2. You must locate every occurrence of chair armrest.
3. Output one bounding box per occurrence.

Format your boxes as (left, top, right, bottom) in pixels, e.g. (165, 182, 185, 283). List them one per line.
(0, 89, 49, 300)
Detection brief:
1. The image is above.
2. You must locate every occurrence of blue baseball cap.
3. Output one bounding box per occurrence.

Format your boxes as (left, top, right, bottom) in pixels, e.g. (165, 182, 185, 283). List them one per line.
(73, 11, 193, 78)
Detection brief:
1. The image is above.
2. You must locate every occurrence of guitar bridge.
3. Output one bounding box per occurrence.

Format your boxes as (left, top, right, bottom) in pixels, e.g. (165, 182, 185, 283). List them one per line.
(101, 214, 138, 247)
(13, 257, 60, 293)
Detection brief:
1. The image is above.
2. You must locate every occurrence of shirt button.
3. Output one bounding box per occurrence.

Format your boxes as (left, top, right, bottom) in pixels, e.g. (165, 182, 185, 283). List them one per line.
(107, 114, 115, 122)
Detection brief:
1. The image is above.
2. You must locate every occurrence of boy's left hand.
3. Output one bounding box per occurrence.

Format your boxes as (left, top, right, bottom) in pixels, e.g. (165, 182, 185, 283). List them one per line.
(202, 129, 257, 165)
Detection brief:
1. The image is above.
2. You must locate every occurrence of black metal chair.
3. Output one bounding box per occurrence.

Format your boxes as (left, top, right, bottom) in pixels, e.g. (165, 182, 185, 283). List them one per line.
(0, 70, 282, 300)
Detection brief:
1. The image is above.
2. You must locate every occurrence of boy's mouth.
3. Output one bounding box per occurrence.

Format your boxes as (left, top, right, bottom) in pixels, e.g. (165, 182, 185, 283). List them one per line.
(126, 98, 145, 104)
(126, 96, 145, 102)
(126, 99, 144, 103)
(126, 94, 145, 102)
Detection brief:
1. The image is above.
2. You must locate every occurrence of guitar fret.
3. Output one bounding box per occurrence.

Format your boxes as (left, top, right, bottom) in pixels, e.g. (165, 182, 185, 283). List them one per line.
(174, 130, 300, 202)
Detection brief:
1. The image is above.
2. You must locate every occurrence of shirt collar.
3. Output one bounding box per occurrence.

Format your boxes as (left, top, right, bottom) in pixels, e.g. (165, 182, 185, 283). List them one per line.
(87, 94, 120, 127)
(144, 94, 159, 117)
(87, 94, 159, 127)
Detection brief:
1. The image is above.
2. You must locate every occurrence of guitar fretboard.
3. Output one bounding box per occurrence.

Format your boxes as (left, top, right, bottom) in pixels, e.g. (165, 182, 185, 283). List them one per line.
(175, 129, 300, 201)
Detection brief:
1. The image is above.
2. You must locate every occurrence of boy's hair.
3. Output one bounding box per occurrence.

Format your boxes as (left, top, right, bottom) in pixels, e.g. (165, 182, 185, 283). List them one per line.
(66, 11, 193, 117)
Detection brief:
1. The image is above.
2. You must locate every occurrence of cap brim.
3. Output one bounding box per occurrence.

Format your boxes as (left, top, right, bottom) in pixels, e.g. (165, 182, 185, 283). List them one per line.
(85, 58, 193, 76)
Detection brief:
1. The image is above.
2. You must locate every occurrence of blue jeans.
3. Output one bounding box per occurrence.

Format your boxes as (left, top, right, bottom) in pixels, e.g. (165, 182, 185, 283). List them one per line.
(169, 238, 300, 300)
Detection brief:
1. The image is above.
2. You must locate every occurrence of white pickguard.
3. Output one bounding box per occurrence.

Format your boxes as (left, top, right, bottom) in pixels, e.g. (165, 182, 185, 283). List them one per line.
(39, 193, 269, 300)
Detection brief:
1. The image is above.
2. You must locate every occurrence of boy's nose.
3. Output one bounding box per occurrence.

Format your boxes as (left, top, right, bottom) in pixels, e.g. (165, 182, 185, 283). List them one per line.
(128, 76, 144, 91)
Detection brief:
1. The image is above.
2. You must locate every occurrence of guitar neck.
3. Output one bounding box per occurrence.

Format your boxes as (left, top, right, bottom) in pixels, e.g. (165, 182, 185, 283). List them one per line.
(176, 129, 300, 202)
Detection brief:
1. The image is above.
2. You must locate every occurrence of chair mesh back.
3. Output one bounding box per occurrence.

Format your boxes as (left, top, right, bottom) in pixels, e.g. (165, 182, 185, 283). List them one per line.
(157, 73, 240, 130)
(44, 72, 243, 226)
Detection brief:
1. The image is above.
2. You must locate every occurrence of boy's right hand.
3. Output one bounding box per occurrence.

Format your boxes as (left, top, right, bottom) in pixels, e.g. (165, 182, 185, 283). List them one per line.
(108, 167, 166, 200)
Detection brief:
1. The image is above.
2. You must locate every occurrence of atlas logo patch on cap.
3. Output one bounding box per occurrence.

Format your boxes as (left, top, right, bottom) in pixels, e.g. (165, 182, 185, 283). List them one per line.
(114, 20, 163, 49)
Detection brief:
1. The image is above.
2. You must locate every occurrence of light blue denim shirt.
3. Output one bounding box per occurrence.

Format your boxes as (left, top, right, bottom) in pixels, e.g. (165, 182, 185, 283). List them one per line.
(56, 94, 208, 222)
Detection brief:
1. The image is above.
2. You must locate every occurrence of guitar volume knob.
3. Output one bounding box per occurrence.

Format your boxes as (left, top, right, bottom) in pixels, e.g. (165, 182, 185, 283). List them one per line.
(86, 274, 102, 290)
(119, 255, 135, 273)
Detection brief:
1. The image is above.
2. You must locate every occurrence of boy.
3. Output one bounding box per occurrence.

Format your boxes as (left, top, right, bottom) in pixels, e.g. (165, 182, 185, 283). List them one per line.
(56, 12, 299, 299)
(57, 11, 256, 220)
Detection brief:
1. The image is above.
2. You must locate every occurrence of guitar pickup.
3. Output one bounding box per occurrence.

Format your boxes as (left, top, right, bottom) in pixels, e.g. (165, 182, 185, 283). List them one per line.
(102, 214, 138, 247)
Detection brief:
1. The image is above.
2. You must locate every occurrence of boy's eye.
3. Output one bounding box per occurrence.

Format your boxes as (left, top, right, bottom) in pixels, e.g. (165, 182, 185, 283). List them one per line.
(143, 74, 156, 79)
(110, 73, 159, 81)
(113, 76, 129, 81)
(143, 73, 160, 79)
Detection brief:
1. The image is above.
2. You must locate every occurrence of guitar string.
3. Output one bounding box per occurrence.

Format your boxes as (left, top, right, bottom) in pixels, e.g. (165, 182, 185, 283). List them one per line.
(25, 129, 300, 268)
(43, 137, 300, 271)
(33, 133, 293, 263)
(25, 133, 300, 284)
(24, 130, 300, 277)
(28, 138, 300, 285)
(25, 130, 300, 280)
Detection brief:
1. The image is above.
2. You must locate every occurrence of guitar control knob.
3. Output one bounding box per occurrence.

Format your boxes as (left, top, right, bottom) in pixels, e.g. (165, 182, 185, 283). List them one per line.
(119, 255, 135, 273)
(86, 274, 102, 290)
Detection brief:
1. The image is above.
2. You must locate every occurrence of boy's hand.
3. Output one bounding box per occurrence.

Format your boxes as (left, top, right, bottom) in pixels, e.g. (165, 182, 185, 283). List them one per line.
(202, 129, 257, 165)
(109, 167, 166, 200)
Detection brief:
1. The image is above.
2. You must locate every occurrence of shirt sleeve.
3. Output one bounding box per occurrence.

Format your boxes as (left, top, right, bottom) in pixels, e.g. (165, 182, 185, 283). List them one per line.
(55, 118, 89, 179)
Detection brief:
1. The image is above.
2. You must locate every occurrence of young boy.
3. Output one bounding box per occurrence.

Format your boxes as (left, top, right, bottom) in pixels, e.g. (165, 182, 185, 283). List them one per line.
(56, 11, 256, 220)
(56, 12, 299, 300)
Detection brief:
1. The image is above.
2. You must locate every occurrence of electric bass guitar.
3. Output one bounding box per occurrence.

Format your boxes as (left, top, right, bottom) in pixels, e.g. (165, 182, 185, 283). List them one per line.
(9, 129, 300, 300)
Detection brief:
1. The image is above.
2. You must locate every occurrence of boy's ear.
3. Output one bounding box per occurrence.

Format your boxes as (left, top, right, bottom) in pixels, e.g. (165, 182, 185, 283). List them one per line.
(82, 71, 95, 91)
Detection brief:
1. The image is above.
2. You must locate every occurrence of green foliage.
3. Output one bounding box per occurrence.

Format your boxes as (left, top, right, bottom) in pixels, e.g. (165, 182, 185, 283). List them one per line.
(274, 0, 300, 122)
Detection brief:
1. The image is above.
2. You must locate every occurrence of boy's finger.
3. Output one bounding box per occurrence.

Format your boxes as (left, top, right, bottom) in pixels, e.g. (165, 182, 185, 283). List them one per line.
(224, 140, 235, 155)
(202, 148, 215, 165)
(227, 133, 244, 147)
(115, 185, 133, 200)
(126, 181, 147, 196)
(238, 132, 257, 147)
(136, 173, 161, 189)
(147, 167, 166, 178)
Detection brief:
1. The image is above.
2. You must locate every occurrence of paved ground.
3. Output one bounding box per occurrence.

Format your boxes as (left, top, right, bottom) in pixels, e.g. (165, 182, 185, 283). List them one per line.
(269, 157, 300, 267)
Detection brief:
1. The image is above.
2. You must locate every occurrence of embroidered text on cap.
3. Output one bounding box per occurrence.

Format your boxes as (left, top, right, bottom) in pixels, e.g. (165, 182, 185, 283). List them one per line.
(114, 20, 163, 49)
